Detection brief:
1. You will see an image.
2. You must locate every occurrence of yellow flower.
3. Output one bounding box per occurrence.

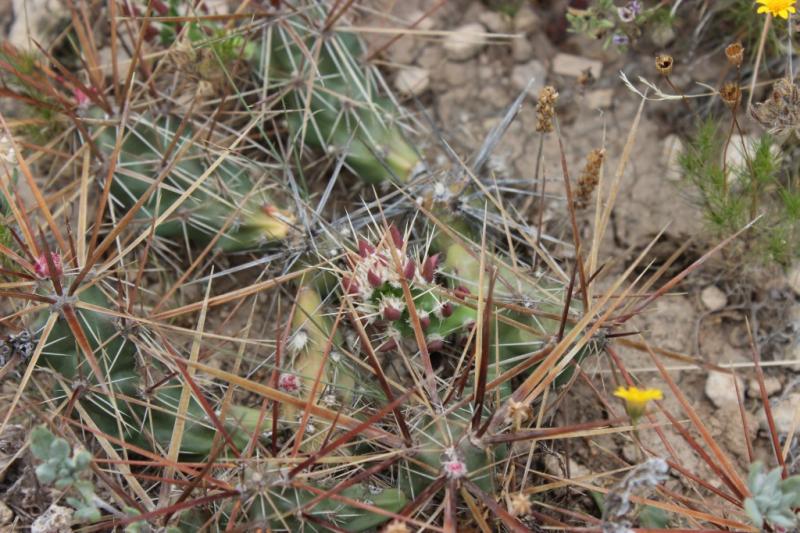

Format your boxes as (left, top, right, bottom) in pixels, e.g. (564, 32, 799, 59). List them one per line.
(614, 386, 663, 421)
(756, 0, 797, 19)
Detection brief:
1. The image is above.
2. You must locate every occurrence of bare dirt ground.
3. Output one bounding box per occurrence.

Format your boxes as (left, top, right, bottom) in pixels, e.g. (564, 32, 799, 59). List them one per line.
(371, 0, 800, 488)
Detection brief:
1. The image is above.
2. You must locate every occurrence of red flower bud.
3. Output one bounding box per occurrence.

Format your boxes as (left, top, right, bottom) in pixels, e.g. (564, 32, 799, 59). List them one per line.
(358, 239, 375, 257)
(383, 305, 402, 321)
(419, 315, 431, 329)
(342, 276, 360, 295)
(426, 338, 445, 352)
(367, 269, 382, 287)
(441, 302, 453, 317)
(403, 260, 416, 280)
(34, 252, 63, 279)
(422, 254, 439, 283)
(378, 339, 398, 352)
(454, 286, 470, 299)
(389, 225, 404, 249)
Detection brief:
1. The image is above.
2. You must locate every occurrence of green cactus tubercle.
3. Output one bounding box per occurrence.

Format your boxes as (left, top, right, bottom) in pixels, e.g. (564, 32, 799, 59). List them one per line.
(95, 115, 294, 252)
(255, 17, 420, 184)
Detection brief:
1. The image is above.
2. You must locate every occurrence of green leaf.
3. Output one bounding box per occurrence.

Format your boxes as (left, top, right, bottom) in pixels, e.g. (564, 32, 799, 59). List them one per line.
(35, 463, 56, 485)
(74, 450, 92, 472)
(73, 505, 101, 523)
(50, 438, 70, 461)
(30, 425, 55, 459)
(639, 505, 670, 528)
(744, 497, 763, 528)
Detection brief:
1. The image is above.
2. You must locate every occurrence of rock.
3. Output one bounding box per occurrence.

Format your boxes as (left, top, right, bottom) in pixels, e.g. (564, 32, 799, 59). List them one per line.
(661, 134, 684, 181)
(443, 23, 487, 61)
(552, 53, 603, 79)
(725, 135, 755, 173)
(388, 36, 418, 65)
(788, 264, 800, 296)
(203, 0, 229, 15)
(759, 393, 800, 433)
(704, 371, 744, 409)
(700, 285, 728, 311)
(478, 11, 511, 34)
(511, 60, 546, 97)
(568, 459, 591, 479)
(32, 505, 73, 533)
(416, 45, 445, 69)
(584, 88, 614, 109)
(9, 0, 68, 50)
(651, 24, 676, 48)
(96, 46, 135, 79)
(543, 454, 590, 479)
(394, 67, 430, 97)
(747, 376, 782, 398)
(405, 10, 435, 31)
(511, 37, 534, 63)
(441, 62, 471, 87)
(514, 5, 541, 33)
(543, 453, 563, 477)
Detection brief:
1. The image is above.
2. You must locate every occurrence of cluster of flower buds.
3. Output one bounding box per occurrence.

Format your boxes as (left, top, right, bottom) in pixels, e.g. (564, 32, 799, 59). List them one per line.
(441, 447, 468, 480)
(342, 226, 470, 353)
(34, 252, 63, 280)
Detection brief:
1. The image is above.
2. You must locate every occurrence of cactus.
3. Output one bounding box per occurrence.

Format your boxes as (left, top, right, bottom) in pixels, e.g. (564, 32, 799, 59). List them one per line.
(38, 281, 249, 456)
(252, 5, 420, 184)
(334, 222, 586, 528)
(94, 114, 294, 253)
(24, 260, 407, 531)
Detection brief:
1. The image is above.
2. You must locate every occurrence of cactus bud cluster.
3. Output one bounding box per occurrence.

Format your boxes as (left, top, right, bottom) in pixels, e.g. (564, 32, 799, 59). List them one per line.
(344, 226, 476, 353)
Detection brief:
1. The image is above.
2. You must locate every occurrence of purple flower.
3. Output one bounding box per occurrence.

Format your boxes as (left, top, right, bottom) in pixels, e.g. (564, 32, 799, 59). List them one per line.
(628, 0, 642, 16)
(612, 33, 630, 46)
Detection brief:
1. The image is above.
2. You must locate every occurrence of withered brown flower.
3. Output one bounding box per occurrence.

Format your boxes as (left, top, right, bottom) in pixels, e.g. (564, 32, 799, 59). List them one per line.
(655, 54, 673, 76)
(725, 42, 744, 68)
(752, 78, 800, 142)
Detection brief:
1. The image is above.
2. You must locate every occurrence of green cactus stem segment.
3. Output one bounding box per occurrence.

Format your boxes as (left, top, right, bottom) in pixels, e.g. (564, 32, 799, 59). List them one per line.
(95, 114, 294, 252)
(254, 16, 420, 184)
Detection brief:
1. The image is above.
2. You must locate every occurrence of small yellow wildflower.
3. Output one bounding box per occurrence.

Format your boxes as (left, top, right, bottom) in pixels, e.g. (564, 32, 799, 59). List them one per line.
(614, 386, 663, 421)
(756, 0, 797, 19)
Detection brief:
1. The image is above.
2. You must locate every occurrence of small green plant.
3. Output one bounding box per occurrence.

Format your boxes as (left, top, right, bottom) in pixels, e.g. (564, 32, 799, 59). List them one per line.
(30, 425, 101, 523)
(678, 118, 800, 265)
(567, 0, 673, 51)
(743, 462, 800, 530)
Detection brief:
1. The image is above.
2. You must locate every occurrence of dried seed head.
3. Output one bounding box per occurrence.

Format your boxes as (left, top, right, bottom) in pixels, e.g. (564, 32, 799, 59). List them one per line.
(535, 86, 559, 133)
(505, 399, 531, 427)
(720, 82, 742, 109)
(655, 54, 673, 76)
(508, 492, 532, 516)
(288, 330, 309, 354)
(577, 67, 596, 89)
(725, 42, 744, 68)
(575, 148, 605, 210)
